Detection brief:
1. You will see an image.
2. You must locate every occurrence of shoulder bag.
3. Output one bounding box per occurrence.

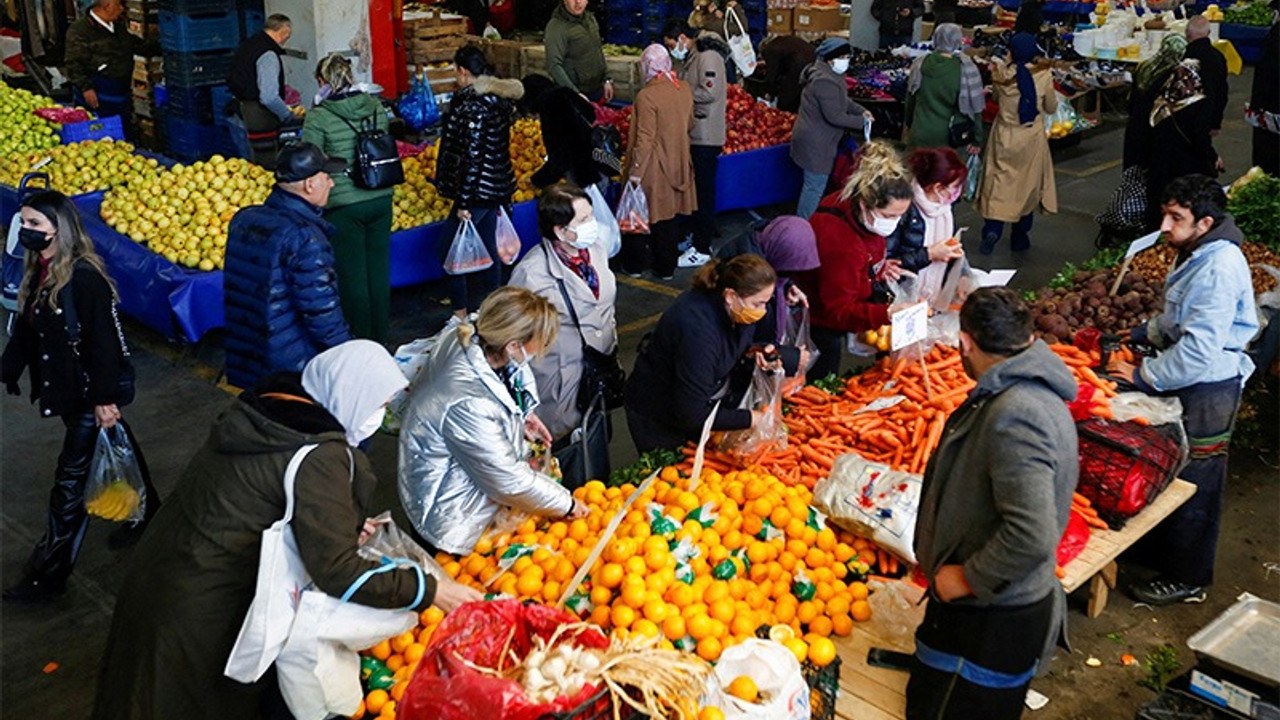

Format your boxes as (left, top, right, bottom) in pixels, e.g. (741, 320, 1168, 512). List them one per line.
(60, 278, 135, 407)
(550, 253, 625, 412)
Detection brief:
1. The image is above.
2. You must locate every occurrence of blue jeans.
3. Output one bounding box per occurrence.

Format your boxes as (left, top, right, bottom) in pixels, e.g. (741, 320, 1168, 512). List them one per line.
(981, 214, 1034, 251)
(797, 170, 829, 219)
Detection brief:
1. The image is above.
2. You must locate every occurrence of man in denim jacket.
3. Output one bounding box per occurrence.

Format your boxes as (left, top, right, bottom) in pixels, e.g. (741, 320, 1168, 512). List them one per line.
(1108, 174, 1259, 606)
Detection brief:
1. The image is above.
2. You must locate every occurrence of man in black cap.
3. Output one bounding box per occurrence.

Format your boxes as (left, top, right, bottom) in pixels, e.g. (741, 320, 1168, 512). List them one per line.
(223, 143, 353, 390)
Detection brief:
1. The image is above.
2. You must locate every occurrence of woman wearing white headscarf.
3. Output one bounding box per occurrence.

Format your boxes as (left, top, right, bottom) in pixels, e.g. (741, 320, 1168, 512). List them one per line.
(92, 340, 478, 720)
(904, 23, 985, 151)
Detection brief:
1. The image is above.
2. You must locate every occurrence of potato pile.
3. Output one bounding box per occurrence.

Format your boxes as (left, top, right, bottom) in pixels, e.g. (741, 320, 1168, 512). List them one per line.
(1128, 241, 1279, 297)
(1031, 268, 1163, 344)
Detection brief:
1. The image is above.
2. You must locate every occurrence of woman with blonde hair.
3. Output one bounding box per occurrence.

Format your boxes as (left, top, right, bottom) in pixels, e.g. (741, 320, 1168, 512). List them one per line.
(2, 191, 161, 603)
(302, 52, 395, 341)
(796, 140, 914, 378)
(398, 286, 587, 555)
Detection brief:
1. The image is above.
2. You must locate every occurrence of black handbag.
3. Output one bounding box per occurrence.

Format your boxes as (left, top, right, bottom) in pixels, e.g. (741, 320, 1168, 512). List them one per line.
(60, 281, 135, 407)
(553, 394, 611, 491)
(328, 107, 404, 190)
(948, 115, 977, 148)
(552, 259, 626, 413)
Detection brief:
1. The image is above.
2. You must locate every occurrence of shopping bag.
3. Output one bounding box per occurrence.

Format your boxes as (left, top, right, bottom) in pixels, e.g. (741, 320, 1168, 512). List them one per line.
(718, 366, 787, 456)
(706, 639, 810, 720)
(585, 183, 621, 258)
(615, 180, 650, 235)
(725, 11, 758, 78)
(1095, 165, 1150, 232)
(383, 334, 442, 434)
(399, 599, 611, 720)
(84, 425, 147, 523)
(1055, 509, 1091, 567)
(443, 218, 494, 275)
(397, 73, 441, 132)
(781, 303, 820, 396)
(495, 206, 522, 265)
(812, 453, 921, 565)
(224, 444, 319, 683)
(963, 152, 982, 203)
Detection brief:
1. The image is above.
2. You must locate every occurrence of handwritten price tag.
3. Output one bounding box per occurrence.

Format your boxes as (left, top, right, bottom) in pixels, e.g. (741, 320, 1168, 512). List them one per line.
(891, 301, 929, 352)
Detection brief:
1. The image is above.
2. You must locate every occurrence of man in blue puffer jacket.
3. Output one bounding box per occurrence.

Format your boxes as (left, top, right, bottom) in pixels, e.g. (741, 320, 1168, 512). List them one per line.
(224, 143, 353, 389)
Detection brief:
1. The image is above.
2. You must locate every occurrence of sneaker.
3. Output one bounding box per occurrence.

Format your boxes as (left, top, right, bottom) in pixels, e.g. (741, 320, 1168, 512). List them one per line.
(1129, 578, 1207, 606)
(979, 234, 1000, 255)
(677, 248, 712, 268)
(621, 268, 646, 278)
(654, 271, 675, 281)
(2, 576, 66, 604)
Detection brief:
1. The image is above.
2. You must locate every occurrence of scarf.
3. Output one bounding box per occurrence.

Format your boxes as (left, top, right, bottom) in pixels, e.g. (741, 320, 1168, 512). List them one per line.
(1150, 61, 1206, 126)
(911, 182, 956, 302)
(641, 44, 676, 83)
(553, 242, 600, 298)
(1134, 34, 1188, 93)
(1010, 33, 1040, 125)
(908, 23, 986, 117)
(301, 339, 407, 446)
(756, 215, 819, 340)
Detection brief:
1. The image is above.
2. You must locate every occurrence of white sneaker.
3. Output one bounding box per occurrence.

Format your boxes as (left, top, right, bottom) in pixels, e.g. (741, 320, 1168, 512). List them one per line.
(677, 248, 712, 268)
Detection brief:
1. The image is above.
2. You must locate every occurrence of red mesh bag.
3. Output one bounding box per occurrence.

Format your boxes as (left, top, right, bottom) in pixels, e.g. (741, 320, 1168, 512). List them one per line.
(1075, 418, 1182, 527)
(399, 600, 611, 720)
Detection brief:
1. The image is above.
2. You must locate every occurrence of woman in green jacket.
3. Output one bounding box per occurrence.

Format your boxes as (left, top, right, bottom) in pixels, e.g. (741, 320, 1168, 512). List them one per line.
(904, 23, 985, 153)
(303, 53, 394, 342)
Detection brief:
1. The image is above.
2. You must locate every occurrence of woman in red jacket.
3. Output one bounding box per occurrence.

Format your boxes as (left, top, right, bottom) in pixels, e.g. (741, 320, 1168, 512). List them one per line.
(797, 140, 914, 379)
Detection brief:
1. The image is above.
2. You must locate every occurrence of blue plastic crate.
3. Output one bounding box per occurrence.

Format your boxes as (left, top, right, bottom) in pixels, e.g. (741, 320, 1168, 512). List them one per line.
(604, 28, 645, 47)
(160, 10, 241, 52)
(163, 112, 235, 161)
(164, 49, 235, 86)
(156, 0, 231, 13)
(60, 115, 126, 144)
(161, 83, 235, 122)
(240, 8, 263, 38)
(210, 85, 235, 118)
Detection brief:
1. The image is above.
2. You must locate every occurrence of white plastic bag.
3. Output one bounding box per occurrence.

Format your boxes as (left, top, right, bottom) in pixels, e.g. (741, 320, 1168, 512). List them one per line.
(443, 218, 494, 275)
(495, 206, 522, 265)
(615, 180, 650, 235)
(812, 453, 921, 565)
(707, 639, 810, 720)
(725, 11, 757, 78)
(383, 332, 446, 434)
(585, 182, 621, 258)
(718, 367, 787, 456)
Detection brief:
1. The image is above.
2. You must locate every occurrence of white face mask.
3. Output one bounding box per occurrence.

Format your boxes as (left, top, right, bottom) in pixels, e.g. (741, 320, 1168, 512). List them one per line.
(672, 42, 689, 60)
(562, 219, 600, 249)
(831, 58, 850, 74)
(352, 407, 386, 445)
(507, 343, 531, 375)
(864, 210, 901, 237)
(313, 83, 333, 106)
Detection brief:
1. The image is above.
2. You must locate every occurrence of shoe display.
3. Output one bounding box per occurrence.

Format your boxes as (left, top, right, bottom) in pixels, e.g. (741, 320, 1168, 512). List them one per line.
(677, 248, 711, 268)
(1129, 578, 1207, 606)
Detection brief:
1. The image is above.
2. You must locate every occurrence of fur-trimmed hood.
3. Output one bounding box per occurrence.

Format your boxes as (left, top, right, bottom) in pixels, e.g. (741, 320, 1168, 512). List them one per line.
(472, 75, 525, 100)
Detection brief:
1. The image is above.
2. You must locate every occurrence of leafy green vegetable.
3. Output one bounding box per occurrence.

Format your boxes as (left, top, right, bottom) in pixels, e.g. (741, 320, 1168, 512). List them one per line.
(1139, 645, 1181, 693)
(1105, 631, 1127, 645)
(1022, 289, 1039, 302)
(1049, 262, 1077, 289)
(811, 374, 846, 395)
(608, 447, 684, 488)
(1081, 247, 1126, 271)
(1224, 2, 1275, 25)
(1228, 173, 1280, 251)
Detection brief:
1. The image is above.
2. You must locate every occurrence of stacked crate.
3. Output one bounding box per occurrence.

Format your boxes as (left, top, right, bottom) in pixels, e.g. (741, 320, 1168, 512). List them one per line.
(403, 10, 474, 97)
(132, 55, 165, 150)
(601, 0, 650, 48)
(158, 0, 262, 160)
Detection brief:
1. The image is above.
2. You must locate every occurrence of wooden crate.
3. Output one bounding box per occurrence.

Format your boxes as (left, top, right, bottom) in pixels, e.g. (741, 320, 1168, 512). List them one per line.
(483, 38, 527, 79)
(408, 34, 475, 65)
(522, 44, 548, 78)
(404, 9, 469, 41)
(132, 54, 163, 84)
(605, 54, 643, 102)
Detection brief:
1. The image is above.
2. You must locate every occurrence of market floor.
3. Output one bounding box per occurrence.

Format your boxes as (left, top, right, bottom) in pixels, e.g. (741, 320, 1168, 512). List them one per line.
(2, 70, 1277, 719)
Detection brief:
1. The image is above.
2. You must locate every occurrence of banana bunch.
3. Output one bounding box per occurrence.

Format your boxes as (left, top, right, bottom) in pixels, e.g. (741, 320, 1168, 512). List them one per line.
(86, 482, 142, 521)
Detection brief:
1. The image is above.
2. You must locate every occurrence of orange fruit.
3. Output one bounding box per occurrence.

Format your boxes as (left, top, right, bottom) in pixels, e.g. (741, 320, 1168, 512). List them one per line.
(796, 601, 819, 625)
(369, 639, 392, 661)
(621, 583, 648, 609)
(667, 583, 696, 608)
(808, 637, 837, 667)
(699, 708, 726, 720)
(727, 675, 759, 703)
(350, 699, 367, 719)
(515, 573, 543, 598)
(403, 643, 426, 665)
(611, 604, 637, 629)
(851, 600, 872, 622)
(783, 637, 809, 663)
(598, 563, 624, 589)
(385, 654, 405, 672)
(688, 613, 714, 641)
(390, 630, 415, 654)
(710, 598, 735, 624)
(808, 616, 834, 637)
(831, 613, 854, 637)
(590, 604, 612, 628)
(378, 699, 396, 718)
(390, 680, 409, 701)
(696, 635, 723, 662)
(591, 585, 613, 606)
(419, 606, 445, 627)
(632, 618, 661, 639)
(849, 582, 869, 601)
(663, 613, 688, 641)
(365, 689, 390, 714)
(730, 614, 758, 637)
(825, 595, 851, 618)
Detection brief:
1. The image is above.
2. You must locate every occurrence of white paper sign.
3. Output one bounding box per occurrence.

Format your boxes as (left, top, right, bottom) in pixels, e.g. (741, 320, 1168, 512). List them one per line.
(1125, 230, 1161, 259)
(890, 301, 929, 351)
(854, 395, 907, 414)
(970, 268, 1018, 288)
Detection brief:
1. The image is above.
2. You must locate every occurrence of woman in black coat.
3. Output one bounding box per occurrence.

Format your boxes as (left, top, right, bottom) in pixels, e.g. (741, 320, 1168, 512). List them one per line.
(1146, 61, 1220, 217)
(1, 191, 160, 603)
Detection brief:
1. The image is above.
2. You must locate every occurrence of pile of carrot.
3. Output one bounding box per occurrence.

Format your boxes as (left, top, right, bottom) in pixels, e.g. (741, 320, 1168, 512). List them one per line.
(1071, 491, 1110, 531)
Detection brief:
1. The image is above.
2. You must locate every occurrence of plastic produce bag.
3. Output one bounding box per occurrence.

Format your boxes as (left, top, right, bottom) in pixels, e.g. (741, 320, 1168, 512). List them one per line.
(812, 453, 921, 565)
(383, 332, 447, 434)
(718, 367, 787, 456)
(1055, 509, 1091, 567)
(706, 639, 810, 720)
(495, 206, 522, 265)
(444, 218, 494, 275)
(585, 183, 621, 258)
(963, 152, 982, 203)
(781, 303, 820, 395)
(398, 73, 441, 132)
(85, 426, 147, 523)
(615, 180, 650, 235)
(399, 599, 610, 720)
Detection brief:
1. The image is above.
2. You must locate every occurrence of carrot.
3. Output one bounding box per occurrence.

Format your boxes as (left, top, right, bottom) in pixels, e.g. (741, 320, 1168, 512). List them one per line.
(1072, 492, 1092, 508)
(1090, 405, 1115, 420)
(1131, 416, 1151, 426)
(1081, 514, 1110, 530)
(1055, 565, 1067, 579)
(800, 445, 835, 470)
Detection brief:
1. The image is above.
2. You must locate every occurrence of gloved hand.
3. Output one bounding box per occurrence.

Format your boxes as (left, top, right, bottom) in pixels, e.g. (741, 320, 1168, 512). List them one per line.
(6, 381, 20, 396)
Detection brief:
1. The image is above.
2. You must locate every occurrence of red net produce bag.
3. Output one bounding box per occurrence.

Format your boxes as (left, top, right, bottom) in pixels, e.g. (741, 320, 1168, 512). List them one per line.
(1075, 418, 1181, 527)
(399, 600, 610, 720)
(1055, 509, 1091, 567)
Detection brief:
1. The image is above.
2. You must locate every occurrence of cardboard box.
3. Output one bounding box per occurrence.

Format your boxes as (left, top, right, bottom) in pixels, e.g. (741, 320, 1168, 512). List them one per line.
(768, 8, 794, 34)
(793, 4, 845, 32)
(408, 34, 473, 65)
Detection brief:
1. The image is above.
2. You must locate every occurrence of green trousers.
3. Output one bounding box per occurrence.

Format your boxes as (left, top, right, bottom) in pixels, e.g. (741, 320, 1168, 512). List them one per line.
(326, 196, 393, 342)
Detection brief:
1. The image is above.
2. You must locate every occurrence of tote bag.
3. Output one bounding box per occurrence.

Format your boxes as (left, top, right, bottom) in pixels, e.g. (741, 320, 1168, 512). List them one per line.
(725, 11, 757, 78)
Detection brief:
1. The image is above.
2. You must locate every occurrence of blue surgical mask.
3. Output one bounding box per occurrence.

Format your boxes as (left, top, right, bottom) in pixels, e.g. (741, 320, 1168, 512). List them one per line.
(672, 43, 689, 61)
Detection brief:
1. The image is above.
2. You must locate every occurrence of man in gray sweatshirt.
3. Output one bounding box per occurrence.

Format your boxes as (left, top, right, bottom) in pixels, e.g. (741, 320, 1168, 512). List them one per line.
(909, 288, 1078, 719)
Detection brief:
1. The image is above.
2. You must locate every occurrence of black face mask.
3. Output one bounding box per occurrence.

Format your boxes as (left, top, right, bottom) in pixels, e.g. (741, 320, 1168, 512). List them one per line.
(17, 228, 53, 253)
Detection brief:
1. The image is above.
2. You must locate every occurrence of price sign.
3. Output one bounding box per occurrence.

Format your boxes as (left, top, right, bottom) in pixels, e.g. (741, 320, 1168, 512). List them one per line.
(890, 301, 929, 352)
(1125, 229, 1161, 259)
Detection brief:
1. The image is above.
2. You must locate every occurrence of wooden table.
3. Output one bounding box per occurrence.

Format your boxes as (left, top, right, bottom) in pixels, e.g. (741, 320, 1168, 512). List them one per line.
(830, 479, 1197, 719)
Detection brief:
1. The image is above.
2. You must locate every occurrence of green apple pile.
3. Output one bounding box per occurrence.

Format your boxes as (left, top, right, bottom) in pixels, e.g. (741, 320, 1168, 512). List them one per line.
(391, 154, 452, 232)
(101, 156, 274, 271)
(0, 139, 161, 196)
(0, 84, 61, 156)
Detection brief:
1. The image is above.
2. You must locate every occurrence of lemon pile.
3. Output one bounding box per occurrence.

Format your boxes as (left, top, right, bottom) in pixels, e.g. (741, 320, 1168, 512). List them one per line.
(0, 84, 61, 156)
(0, 139, 160, 196)
(509, 117, 545, 203)
(86, 481, 142, 521)
(391, 154, 452, 232)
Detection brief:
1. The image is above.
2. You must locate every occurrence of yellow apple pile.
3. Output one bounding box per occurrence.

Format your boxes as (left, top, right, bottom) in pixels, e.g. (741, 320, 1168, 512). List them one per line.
(391, 154, 452, 232)
(509, 117, 545, 203)
(100, 156, 273, 271)
(0, 139, 159, 196)
(0, 84, 61, 156)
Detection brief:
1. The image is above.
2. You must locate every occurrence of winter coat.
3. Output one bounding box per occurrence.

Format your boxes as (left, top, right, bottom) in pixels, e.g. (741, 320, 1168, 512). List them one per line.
(530, 85, 604, 189)
(436, 75, 524, 210)
(1122, 71, 1169, 170)
(795, 194, 892, 334)
(91, 377, 432, 720)
(761, 36, 817, 113)
(625, 289, 757, 439)
(976, 58, 1058, 223)
(791, 62, 869, 175)
(689, 1, 749, 40)
(509, 239, 618, 440)
(63, 13, 144, 88)
(904, 53, 984, 149)
(624, 76, 698, 224)
(544, 4, 607, 96)
(885, 203, 933, 272)
(2, 261, 131, 418)
(871, 0, 924, 38)
(681, 36, 730, 147)
(1147, 98, 1218, 204)
(1185, 38, 1229, 131)
(223, 188, 352, 390)
(301, 91, 393, 209)
(398, 324, 574, 555)
(1131, 217, 1258, 393)
(913, 341, 1077, 659)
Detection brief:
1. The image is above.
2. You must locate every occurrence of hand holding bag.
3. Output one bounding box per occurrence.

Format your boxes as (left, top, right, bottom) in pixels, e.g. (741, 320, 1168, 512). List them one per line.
(725, 11, 758, 78)
(443, 218, 494, 275)
(495, 206, 522, 265)
(615, 180, 650, 235)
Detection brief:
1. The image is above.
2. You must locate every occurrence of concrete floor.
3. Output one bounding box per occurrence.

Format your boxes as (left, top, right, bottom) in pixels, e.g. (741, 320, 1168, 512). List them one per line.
(2, 69, 1277, 718)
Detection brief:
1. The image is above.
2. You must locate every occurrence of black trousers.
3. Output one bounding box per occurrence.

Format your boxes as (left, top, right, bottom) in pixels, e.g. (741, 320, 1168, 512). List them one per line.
(689, 145, 722, 253)
(621, 218, 683, 278)
(626, 405, 689, 456)
(27, 414, 160, 586)
(906, 592, 1055, 720)
(809, 325, 846, 380)
(240, 100, 284, 170)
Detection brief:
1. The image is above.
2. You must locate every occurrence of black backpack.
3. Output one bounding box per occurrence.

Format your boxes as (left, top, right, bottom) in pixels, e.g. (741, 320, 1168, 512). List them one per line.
(328, 108, 404, 190)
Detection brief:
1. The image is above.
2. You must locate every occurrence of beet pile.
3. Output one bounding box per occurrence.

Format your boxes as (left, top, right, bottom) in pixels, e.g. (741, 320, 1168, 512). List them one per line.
(1031, 268, 1163, 345)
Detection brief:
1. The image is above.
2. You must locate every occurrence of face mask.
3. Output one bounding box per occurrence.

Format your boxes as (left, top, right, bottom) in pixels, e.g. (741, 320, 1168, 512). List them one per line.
(563, 219, 600, 249)
(863, 210, 901, 237)
(18, 227, 53, 253)
(313, 83, 333, 105)
(729, 294, 768, 325)
(351, 407, 386, 445)
(672, 43, 689, 61)
(831, 58, 850, 74)
(507, 343, 531, 375)
(944, 184, 963, 204)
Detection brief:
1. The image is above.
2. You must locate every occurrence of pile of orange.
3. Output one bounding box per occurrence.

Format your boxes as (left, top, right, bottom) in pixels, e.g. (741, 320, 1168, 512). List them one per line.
(509, 118, 545, 203)
(352, 606, 445, 719)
